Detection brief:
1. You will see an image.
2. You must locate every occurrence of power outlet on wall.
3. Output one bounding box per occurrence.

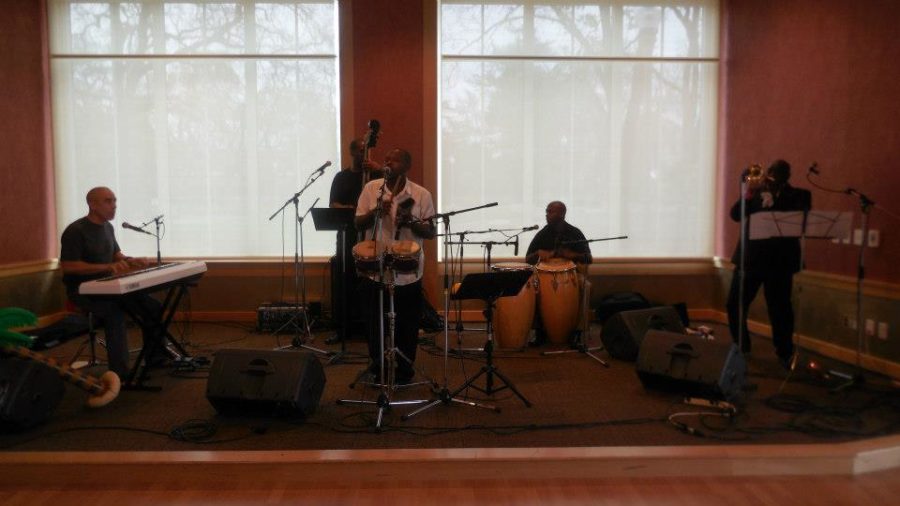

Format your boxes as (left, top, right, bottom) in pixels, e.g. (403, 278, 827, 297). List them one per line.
(868, 229, 880, 248)
(877, 322, 889, 340)
(865, 319, 876, 337)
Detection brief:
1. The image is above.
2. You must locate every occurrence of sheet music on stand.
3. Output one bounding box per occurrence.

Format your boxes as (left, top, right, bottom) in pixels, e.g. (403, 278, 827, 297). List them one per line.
(749, 210, 852, 240)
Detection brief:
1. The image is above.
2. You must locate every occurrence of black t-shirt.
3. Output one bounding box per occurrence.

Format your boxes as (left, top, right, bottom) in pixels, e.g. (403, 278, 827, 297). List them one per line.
(329, 169, 364, 207)
(526, 221, 592, 263)
(60, 217, 120, 295)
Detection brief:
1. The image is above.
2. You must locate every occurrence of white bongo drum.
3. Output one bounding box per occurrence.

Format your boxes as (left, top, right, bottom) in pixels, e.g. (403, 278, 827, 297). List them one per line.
(352, 240, 380, 275)
(389, 240, 420, 273)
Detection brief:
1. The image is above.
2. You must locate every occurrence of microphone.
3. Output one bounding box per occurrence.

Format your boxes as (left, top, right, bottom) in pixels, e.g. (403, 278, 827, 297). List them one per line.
(808, 162, 820, 175)
(514, 236, 519, 256)
(314, 160, 332, 175)
(122, 222, 154, 236)
(522, 224, 539, 232)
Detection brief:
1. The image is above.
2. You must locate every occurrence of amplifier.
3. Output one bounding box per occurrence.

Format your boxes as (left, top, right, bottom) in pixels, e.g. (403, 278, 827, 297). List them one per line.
(256, 302, 321, 333)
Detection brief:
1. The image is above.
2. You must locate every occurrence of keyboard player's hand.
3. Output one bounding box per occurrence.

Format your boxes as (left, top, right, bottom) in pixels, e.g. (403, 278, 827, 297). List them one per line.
(125, 256, 150, 269)
(110, 259, 131, 275)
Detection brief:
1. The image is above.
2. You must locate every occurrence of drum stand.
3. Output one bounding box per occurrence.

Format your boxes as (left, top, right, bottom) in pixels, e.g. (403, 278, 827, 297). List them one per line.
(542, 277, 609, 367)
(337, 269, 429, 429)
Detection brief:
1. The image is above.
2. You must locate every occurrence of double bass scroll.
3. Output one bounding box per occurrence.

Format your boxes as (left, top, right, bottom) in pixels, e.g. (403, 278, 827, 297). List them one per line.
(362, 119, 381, 186)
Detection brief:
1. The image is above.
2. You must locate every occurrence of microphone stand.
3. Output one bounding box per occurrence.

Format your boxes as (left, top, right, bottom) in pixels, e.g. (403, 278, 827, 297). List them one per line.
(268, 168, 331, 356)
(138, 215, 165, 265)
(831, 187, 876, 390)
(403, 203, 502, 421)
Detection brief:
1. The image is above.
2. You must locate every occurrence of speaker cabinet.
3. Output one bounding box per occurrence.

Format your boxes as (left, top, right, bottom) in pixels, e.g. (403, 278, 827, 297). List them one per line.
(600, 306, 685, 361)
(206, 349, 326, 417)
(636, 330, 746, 401)
(0, 357, 65, 431)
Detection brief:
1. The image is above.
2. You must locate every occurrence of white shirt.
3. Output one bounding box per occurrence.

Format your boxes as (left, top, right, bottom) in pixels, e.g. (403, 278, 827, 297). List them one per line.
(355, 177, 435, 286)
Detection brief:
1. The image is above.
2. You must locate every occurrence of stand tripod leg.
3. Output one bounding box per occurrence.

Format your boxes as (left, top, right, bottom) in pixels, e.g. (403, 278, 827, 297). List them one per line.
(541, 330, 610, 367)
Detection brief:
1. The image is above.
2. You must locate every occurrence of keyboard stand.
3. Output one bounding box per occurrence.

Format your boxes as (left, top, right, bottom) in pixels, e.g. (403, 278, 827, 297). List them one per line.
(121, 276, 201, 391)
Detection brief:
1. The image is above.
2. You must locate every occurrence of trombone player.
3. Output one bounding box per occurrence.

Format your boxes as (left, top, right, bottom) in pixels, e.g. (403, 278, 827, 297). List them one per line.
(726, 160, 811, 370)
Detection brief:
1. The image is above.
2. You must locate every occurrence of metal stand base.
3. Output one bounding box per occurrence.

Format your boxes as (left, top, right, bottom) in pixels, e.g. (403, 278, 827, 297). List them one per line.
(542, 331, 609, 367)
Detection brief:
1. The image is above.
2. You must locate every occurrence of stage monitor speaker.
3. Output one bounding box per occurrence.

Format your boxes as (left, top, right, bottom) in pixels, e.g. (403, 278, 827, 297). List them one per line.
(0, 356, 65, 431)
(600, 306, 685, 361)
(636, 330, 746, 401)
(206, 349, 326, 417)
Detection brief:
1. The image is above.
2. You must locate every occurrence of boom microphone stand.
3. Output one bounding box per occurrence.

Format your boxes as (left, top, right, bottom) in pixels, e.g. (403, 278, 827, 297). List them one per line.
(402, 202, 501, 421)
(268, 163, 331, 356)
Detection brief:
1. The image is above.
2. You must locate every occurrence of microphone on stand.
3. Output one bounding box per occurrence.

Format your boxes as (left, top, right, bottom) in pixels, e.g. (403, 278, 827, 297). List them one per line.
(514, 236, 519, 256)
(141, 214, 164, 227)
(313, 160, 332, 175)
(808, 162, 820, 175)
(522, 224, 539, 232)
(122, 222, 154, 236)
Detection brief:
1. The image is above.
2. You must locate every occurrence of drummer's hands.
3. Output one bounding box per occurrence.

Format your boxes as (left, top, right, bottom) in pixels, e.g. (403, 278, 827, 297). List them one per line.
(536, 249, 555, 261)
(409, 218, 436, 239)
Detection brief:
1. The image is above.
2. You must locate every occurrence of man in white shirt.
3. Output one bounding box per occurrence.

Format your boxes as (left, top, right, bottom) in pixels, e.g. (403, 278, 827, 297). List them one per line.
(355, 148, 435, 383)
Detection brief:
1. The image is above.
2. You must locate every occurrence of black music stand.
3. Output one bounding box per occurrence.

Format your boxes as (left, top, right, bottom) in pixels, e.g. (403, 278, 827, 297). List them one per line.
(311, 208, 362, 364)
(447, 270, 532, 407)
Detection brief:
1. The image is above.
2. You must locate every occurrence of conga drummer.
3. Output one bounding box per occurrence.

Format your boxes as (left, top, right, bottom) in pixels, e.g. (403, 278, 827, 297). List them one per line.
(523, 200, 593, 347)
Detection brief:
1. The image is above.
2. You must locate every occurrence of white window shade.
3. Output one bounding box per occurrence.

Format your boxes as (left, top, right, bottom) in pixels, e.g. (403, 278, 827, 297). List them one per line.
(439, 1, 719, 259)
(50, 1, 340, 257)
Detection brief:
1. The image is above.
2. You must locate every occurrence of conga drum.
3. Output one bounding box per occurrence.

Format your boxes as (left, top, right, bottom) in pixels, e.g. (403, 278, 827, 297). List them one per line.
(491, 262, 536, 349)
(535, 258, 580, 345)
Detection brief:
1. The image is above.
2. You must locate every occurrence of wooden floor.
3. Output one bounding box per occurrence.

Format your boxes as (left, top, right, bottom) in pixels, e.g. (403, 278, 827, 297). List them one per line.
(3, 436, 900, 504)
(2, 467, 900, 505)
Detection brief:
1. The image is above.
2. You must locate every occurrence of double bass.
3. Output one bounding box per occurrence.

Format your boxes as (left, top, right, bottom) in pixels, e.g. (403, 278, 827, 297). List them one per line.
(361, 119, 380, 186)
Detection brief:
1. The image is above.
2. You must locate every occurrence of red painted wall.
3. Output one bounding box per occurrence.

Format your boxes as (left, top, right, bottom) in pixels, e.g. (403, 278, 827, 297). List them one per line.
(3, 0, 898, 287)
(0, 0, 54, 263)
(719, 0, 900, 283)
(350, 0, 425, 184)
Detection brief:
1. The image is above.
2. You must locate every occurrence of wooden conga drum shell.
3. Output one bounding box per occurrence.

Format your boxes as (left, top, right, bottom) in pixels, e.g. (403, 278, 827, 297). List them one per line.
(492, 262, 536, 349)
(535, 259, 580, 345)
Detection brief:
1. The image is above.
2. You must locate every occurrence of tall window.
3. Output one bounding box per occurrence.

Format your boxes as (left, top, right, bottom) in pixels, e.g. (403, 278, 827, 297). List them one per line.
(439, 1, 719, 258)
(49, 0, 339, 257)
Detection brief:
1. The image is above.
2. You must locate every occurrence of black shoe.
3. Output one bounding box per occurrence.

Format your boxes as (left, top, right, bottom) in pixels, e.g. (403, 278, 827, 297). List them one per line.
(395, 365, 415, 385)
(146, 354, 171, 369)
(778, 354, 794, 372)
(325, 334, 342, 345)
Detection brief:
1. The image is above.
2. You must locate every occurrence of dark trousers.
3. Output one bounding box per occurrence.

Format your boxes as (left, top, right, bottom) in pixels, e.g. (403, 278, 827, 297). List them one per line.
(69, 293, 164, 378)
(330, 254, 361, 337)
(360, 278, 422, 379)
(726, 269, 795, 360)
